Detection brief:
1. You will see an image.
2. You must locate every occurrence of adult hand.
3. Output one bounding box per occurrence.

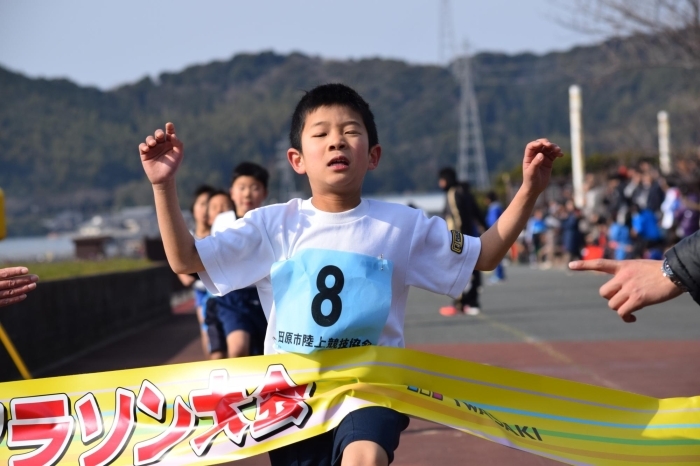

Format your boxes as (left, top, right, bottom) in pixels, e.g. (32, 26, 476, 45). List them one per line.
(0, 267, 39, 307)
(568, 259, 683, 322)
(139, 122, 184, 187)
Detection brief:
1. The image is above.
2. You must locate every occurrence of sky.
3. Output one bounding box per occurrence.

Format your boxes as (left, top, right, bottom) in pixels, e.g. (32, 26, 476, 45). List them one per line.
(0, 0, 604, 90)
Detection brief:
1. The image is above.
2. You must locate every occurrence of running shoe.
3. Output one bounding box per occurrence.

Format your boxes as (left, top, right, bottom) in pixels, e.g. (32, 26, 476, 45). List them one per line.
(439, 305, 462, 316)
(464, 306, 481, 316)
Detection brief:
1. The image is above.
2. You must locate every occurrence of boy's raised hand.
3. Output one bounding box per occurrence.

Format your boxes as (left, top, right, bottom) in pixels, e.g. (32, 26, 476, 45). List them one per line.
(139, 122, 184, 186)
(522, 139, 562, 194)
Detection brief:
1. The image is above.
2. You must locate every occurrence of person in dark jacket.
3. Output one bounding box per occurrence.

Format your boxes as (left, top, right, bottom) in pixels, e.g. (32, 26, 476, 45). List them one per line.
(437, 167, 486, 316)
(568, 230, 700, 322)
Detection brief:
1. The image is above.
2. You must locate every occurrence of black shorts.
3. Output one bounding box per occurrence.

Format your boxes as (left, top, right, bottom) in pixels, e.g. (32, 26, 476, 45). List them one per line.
(204, 297, 226, 354)
(268, 406, 409, 466)
(205, 288, 267, 356)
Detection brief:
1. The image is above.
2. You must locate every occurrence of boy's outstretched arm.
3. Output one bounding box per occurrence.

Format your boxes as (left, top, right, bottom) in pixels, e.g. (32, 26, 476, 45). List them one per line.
(139, 123, 204, 274)
(475, 139, 562, 271)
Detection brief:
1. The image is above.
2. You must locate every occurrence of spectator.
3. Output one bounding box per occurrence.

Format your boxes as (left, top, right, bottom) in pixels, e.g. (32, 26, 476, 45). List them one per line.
(562, 200, 584, 262)
(437, 167, 486, 316)
(677, 181, 700, 239)
(608, 208, 633, 261)
(525, 208, 547, 266)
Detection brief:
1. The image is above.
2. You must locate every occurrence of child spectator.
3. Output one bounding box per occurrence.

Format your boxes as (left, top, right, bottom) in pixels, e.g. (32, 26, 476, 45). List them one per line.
(208, 162, 270, 359)
(177, 184, 215, 357)
(526, 208, 547, 266)
(138, 83, 562, 466)
(201, 189, 234, 360)
(609, 208, 634, 261)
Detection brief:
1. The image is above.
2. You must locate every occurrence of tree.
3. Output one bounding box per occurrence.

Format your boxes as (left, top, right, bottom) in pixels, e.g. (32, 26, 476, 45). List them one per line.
(558, 0, 700, 70)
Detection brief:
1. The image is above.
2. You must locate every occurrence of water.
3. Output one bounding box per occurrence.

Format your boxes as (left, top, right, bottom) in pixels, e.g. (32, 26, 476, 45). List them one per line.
(0, 235, 75, 262)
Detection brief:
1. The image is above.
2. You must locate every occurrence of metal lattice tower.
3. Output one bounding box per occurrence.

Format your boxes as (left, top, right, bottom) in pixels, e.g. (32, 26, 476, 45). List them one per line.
(440, 1, 490, 190)
(439, 0, 456, 65)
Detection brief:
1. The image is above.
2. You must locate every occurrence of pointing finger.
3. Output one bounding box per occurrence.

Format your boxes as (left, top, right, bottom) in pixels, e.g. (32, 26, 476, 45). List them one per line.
(568, 259, 621, 274)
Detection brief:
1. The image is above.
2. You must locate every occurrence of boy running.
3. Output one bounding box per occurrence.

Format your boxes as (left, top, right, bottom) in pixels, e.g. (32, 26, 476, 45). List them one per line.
(209, 162, 269, 358)
(138, 83, 561, 466)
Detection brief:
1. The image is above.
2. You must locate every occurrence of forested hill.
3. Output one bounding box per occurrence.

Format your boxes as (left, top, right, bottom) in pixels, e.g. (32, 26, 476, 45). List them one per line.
(1, 39, 699, 235)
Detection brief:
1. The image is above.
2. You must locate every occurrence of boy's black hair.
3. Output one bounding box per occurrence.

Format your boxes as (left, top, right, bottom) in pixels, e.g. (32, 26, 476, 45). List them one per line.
(230, 162, 269, 190)
(190, 184, 216, 214)
(208, 189, 233, 204)
(289, 83, 379, 152)
(438, 167, 458, 189)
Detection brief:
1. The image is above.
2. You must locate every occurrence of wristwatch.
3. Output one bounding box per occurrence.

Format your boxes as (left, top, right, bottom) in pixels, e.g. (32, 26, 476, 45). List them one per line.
(661, 258, 690, 292)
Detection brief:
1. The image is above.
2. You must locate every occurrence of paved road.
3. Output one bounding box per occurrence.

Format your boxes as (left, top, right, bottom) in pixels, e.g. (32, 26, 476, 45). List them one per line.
(19, 266, 700, 464)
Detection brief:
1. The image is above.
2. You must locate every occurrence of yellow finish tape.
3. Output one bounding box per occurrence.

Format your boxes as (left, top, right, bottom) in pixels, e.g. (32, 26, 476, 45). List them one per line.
(0, 346, 698, 465)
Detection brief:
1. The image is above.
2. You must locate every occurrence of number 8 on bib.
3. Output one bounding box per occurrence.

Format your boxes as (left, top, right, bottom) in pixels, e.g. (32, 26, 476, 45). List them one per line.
(270, 249, 393, 354)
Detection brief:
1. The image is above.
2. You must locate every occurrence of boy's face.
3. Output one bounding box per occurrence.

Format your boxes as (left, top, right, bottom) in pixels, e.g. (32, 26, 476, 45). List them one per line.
(193, 192, 209, 228)
(230, 175, 267, 217)
(207, 193, 233, 227)
(287, 105, 381, 198)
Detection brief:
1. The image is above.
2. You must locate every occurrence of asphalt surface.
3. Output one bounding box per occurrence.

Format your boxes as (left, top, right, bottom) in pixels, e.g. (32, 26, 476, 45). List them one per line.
(10, 265, 700, 465)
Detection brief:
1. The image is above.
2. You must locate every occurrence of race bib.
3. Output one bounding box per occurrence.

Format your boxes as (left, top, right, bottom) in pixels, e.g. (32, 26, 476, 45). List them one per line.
(270, 248, 392, 354)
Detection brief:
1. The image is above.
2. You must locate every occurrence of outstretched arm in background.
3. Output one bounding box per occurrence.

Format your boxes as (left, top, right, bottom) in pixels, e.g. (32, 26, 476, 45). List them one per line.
(0, 267, 39, 307)
(139, 123, 204, 274)
(476, 139, 562, 271)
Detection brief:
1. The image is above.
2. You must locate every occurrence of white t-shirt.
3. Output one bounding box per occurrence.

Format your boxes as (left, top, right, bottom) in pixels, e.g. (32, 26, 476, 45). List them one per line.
(196, 198, 481, 355)
(211, 210, 237, 235)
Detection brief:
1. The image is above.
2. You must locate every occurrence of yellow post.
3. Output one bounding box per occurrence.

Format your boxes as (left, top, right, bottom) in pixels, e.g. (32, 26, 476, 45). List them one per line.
(0, 187, 31, 378)
(0, 187, 6, 240)
(0, 323, 32, 379)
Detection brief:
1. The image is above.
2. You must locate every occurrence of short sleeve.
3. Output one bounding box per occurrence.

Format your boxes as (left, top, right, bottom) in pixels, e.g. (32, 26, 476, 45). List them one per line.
(195, 209, 275, 296)
(405, 213, 481, 298)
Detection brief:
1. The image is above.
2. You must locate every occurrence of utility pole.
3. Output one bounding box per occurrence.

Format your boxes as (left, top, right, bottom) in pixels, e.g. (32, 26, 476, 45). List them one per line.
(657, 111, 671, 175)
(440, 0, 490, 190)
(569, 85, 585, 209)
